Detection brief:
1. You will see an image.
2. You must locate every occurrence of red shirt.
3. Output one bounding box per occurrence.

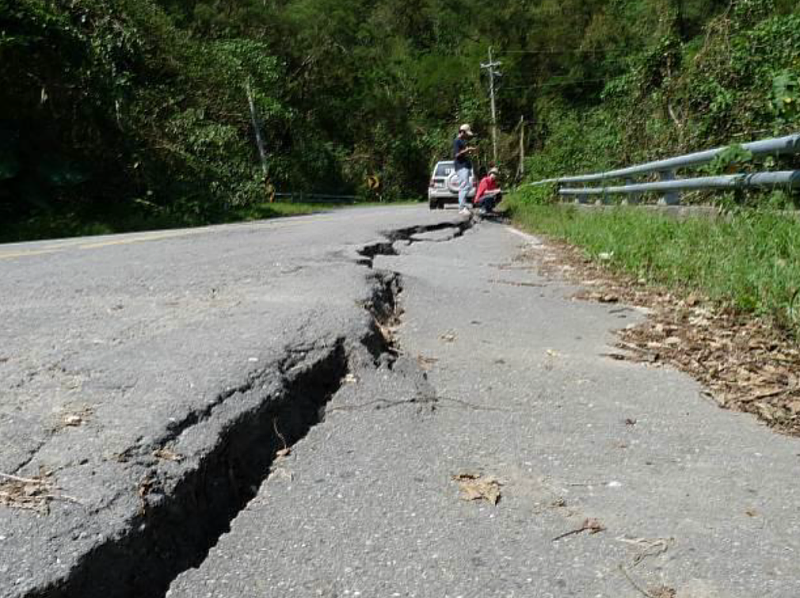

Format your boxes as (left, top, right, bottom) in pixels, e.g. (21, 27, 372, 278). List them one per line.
(474, 176, 498, 204)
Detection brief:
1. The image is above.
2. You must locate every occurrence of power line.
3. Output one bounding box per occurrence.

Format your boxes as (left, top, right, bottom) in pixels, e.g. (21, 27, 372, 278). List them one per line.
(497, 49, 617, 55)
(502, 77, 610, 92)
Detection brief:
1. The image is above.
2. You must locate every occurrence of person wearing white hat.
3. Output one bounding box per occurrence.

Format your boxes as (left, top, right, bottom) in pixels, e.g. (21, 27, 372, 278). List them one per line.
(473, 167, 502, 215)
(453, 124, 477, 215)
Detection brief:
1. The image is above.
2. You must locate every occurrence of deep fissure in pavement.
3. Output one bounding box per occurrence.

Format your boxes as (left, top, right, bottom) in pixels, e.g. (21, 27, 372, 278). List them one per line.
(27, 340, 350, 598)
(21, 219, 468, 598)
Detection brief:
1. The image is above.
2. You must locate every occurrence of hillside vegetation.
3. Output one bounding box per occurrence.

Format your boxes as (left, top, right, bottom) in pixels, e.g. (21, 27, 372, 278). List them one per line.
(1, 0, 798, 238)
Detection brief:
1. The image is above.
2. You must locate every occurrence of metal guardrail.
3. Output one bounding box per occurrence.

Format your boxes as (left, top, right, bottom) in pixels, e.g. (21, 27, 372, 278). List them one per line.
(529, 133, 800, 204)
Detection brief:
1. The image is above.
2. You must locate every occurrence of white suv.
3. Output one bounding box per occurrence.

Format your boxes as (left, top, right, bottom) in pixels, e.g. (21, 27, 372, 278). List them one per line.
(427, 161, 476, 209)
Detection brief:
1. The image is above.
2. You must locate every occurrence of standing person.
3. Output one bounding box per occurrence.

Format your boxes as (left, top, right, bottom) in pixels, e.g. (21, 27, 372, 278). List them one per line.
(453, 124, 477, 215)
(473, 167, 503, 214)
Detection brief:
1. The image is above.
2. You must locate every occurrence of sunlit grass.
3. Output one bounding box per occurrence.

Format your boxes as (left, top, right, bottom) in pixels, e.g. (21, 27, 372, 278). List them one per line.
(506, 191, 800, 334)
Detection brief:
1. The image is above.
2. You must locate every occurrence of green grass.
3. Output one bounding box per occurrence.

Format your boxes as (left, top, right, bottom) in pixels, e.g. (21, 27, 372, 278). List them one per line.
(506, 188, 800, 334)
(0, 199, 422, 244)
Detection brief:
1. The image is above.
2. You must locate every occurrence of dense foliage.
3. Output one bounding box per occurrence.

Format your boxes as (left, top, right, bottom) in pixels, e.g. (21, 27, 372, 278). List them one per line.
(1, 0, 798, 233)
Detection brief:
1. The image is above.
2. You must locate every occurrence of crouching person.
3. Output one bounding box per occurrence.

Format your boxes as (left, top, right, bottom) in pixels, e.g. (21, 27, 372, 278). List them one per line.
(474, 168, 502, 214)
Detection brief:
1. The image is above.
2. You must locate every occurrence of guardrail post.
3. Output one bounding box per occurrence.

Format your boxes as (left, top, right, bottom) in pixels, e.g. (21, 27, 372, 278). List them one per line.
(658, 170, 680, 205)
(622, 178, 640, 205)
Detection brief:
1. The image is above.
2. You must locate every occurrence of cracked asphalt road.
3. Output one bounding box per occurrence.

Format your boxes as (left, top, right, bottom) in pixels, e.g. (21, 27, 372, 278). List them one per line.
(2, 207, 800, 598)
(0, 206, 465, 597)
(169, 221, 800, 598)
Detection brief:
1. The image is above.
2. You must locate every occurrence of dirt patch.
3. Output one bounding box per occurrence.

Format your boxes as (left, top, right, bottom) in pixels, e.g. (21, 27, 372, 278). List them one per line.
(517, 237, 800, 437)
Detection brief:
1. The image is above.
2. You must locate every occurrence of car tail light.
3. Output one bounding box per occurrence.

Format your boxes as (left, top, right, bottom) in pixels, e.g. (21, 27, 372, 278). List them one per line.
(429, 179, 435, 188)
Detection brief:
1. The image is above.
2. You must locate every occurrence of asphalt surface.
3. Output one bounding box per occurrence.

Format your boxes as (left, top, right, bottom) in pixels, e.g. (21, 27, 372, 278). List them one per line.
(3, 207, 800, 598)
(0, 206, 466, 598)
(168, 219, 800, 598)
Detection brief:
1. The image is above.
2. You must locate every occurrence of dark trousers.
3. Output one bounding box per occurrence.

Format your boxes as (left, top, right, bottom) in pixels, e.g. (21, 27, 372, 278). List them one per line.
(477, 192, 502, 212)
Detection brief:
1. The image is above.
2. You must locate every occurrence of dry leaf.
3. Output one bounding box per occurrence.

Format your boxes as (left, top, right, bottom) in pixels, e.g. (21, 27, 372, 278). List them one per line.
(417, 355, 439, 370)
(452, 473, 502, 505)
(518, 232, 800, 438)
(584, 518, 606, 534)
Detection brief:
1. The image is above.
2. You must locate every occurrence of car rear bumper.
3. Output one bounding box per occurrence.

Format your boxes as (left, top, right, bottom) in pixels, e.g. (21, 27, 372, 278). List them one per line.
(428, 190, 476, 201)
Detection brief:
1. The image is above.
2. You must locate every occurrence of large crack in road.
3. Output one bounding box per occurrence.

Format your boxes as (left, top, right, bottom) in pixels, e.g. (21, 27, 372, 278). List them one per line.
(162, 217, 800, 598)
(16, 217, 473, 598)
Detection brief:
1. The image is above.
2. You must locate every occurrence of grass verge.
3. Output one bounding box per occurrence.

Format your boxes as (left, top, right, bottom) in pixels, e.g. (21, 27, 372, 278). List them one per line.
(0, 200, 421, 244)
(505, 187, 800, 336)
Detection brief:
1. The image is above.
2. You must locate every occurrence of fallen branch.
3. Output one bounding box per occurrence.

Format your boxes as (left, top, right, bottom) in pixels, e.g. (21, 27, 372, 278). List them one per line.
(552, 518, 605, 542)
(619, 563, 655, 598)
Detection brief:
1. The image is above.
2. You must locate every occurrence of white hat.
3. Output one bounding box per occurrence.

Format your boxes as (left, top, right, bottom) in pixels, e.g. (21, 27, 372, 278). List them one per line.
(459, 124, 474, 136)
(488, 167, 499, 175)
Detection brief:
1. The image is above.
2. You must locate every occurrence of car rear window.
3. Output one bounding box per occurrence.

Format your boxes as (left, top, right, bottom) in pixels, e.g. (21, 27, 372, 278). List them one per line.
(434, 163, 455, 177)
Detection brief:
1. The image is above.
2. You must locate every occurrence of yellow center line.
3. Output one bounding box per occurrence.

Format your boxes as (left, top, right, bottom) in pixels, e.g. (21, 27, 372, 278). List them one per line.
(0, 248, 60, 260)
(1, 208, 398, 259)
(78, 229, 207, 249)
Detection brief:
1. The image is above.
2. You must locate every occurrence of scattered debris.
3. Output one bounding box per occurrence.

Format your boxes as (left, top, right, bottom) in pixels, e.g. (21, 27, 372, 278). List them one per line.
(619, 563, 676, 598)
(520, 237, 800, 437)
(55, 405, 94, 430)
(137, 476, 158, 514)
(576, 290, 620, 303)
(616, 536, 674, 567)
(63, 414, 84, 427)
(417, 355, 439, 370)
(153, 447, 184, 462)
(343, 373, 358, 384)
(552, 517, 606, 541)
(624, 418, 637, 426)
(452, 473, 502, 505)
(0, 470, 80, 514)
(489, 278, 545, 288)
(745, 508, 758, 517)
(439, 332, 457, 343)
(273, 419, 291, 458)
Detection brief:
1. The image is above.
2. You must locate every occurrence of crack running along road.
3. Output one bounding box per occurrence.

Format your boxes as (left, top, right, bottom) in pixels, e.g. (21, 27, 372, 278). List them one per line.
(0, 206, 470, 598)
(170, 221, 800, 598)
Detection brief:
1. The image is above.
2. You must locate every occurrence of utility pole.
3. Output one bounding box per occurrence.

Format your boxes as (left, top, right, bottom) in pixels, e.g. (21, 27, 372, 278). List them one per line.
(480, 47, 502, 165)
(246, 79, 271, 201)
(517, 116, 525, 180)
